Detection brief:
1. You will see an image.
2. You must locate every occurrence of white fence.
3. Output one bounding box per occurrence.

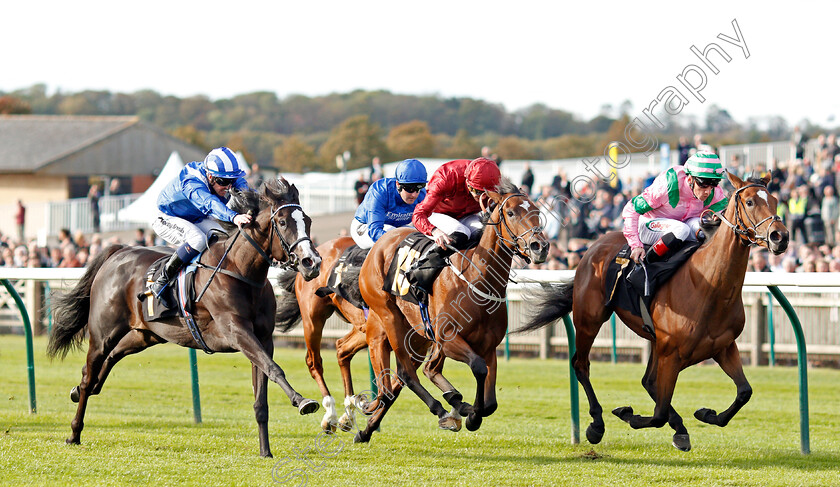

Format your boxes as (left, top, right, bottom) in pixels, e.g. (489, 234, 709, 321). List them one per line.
(1, 268, 839, 366)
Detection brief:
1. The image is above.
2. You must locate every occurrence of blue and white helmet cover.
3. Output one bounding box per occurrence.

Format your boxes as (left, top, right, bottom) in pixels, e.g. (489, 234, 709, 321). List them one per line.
(204, 147, 246, 178)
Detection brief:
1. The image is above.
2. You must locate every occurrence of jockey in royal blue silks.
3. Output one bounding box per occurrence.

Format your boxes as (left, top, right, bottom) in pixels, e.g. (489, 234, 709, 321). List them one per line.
(350, 158, 428, 249)
(149, 146, 255, 299)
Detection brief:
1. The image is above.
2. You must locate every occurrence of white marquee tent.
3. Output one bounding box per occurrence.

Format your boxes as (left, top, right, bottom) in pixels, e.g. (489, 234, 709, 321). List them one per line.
(117, 151, 185, 224)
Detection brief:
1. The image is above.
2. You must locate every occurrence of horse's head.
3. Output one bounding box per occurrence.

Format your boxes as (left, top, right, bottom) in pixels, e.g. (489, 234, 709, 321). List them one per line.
(723, 172, 789, 255)
(254, 178, 322, 280)
(484, 179, 549, 264)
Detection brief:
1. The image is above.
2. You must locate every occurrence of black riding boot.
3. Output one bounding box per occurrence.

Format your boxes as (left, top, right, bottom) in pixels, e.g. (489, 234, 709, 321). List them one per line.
(149, 252, 185, 303)
(644, 232, 684, 264)
(406, 246, 452, 297)
(407, 232, 468, 297)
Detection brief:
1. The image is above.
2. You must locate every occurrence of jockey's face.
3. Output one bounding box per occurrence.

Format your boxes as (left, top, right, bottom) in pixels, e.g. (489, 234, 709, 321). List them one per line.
(208, 171, 233, 198)
(397, 183, 424, 204)
(689, 175, 716, 201)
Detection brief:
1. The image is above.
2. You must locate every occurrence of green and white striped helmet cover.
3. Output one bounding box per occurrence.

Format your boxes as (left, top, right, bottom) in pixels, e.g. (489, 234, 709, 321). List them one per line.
(685, 150, 725, 179)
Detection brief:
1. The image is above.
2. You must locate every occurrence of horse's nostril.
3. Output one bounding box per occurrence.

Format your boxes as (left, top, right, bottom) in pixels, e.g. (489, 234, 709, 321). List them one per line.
(769, 231, 782, 243)
(302, 258, 314, 269)
(530, 242, 544, 253)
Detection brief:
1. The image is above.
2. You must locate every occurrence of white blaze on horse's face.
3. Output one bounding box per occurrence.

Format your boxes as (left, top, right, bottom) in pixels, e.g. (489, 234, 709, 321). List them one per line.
(291, 208, 320, 260)
(520, 201, 531, 212)
(756, 190, 768, 203)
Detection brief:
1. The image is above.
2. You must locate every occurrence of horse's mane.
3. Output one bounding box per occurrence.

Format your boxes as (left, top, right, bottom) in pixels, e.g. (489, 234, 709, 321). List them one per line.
(494, 177, 520, 195)
(479, 177, 523, 227)
(217, 178, 300, 233)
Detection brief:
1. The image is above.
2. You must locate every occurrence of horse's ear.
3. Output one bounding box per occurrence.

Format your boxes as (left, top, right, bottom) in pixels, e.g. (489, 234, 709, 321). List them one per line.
(760, 172, 772, 187)
(726, 170, 745, 189)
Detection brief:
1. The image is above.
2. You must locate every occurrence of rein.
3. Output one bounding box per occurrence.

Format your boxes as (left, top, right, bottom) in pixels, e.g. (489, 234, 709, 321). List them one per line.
(712, 183, 781, 247)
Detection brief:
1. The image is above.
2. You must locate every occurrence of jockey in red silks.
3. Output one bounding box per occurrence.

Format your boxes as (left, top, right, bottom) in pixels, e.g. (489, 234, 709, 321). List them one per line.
(622, 150, 728, 264)
(408, 157, 501, 295)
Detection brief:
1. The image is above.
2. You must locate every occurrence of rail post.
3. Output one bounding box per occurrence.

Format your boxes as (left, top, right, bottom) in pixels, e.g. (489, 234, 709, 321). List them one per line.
(766, 285, 809, 454)
(561, 314, 579, 444)
(1, 279, 36, 414)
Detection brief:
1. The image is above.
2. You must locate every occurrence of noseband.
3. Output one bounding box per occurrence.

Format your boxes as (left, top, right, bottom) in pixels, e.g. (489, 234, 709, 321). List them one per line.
(712, 183, 782, 247)
(484, 193, 544, 263)
(240, 203, 313, 270)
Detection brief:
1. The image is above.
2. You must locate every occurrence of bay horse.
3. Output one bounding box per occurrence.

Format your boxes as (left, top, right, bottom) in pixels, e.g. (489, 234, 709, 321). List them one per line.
(46, 179, 323, 457)
(520, 172, 788, 451)
(354, 179, 549, 442)
(275, 236, 375, 433)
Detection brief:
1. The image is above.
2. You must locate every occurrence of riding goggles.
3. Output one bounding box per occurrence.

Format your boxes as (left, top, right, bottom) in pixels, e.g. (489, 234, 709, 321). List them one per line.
(211, 176, 237, 187)
(693, 177, 719, 188)
(398, 183, 425, 193)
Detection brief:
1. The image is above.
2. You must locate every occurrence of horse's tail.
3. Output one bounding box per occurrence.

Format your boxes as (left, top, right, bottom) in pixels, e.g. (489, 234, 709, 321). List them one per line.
(515, 281, 575, 333)
(274, 269, 302, 333)
(47, 244, 124, 360)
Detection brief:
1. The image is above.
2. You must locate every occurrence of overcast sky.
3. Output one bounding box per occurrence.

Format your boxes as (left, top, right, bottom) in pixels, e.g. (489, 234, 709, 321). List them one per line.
(3, 1, 836, 128)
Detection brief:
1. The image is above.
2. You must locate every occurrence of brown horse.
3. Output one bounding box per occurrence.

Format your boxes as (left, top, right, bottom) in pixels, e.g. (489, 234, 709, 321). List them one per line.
(46, 179, 323, 457)
(275, 236, 375, 433)
(354, 179, 549, 442)
(520, 172, 789, 451)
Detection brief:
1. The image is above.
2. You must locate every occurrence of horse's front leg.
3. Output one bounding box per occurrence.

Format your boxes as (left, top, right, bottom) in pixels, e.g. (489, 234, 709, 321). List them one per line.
(438, 333, 488, 431)
(423, 344, 472, 419)
(694, 341, 752, 426)
(228, 320, 319, 415)
(335, 327, 368, 433)
(639, 348, 691, 451)
(252, 362, 272, 458)
(613, 352, 678, 431)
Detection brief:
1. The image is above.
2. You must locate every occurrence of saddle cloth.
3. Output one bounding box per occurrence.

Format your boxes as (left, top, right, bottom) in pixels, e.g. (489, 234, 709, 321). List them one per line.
(604, 241, 702, 317)
(382, 232, 436, 306)
(314, 245, 370, 310)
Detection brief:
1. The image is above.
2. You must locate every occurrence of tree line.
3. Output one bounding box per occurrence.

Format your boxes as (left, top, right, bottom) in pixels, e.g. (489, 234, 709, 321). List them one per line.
(0, 84, 796, 173)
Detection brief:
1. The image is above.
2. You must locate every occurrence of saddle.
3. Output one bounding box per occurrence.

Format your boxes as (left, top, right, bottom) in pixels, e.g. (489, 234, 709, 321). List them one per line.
(314, 245, 370, 310)
(382, 232, 437, 306)
(139, 255, 198, 322)
(139, 253, 214, 354)
(604, 241, 702, 319)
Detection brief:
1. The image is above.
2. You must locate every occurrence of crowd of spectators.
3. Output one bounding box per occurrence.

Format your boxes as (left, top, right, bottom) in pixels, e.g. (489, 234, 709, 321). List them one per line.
(516, 133, 840, 273)
(0, 227, 157, 269)
(6, 134, 840, 274)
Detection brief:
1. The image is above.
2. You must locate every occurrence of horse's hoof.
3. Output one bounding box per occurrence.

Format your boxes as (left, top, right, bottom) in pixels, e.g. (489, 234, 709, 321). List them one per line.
(612, 406, 634, 422)
(320, 419, 337, 433)
(65, 437, 80, 445)
(337, 413, 355, 433)
(298, 399, 319, 415)
(465, 413, 483, 432)
(70, 386, 80, 403)
(353, 431, 370, 443)
(438, 414, 462, 432)
(586, 424, 605, 444)
(694, 407, 717, 424)
(672, 433, 691, 452)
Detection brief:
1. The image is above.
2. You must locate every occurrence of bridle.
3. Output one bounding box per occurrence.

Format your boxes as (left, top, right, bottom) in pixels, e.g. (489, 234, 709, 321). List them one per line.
(483, 193, 544, 263)
(239, 203, 313, 271)
(712, 183, 782, 247)
(194, 203, 312, 301)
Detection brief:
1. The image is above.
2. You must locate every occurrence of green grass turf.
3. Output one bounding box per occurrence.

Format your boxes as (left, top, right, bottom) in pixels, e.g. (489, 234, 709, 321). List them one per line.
(1, 335, 838, 486)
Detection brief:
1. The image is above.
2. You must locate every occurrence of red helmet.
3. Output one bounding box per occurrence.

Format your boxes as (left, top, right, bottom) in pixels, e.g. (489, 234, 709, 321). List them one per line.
(464, 157, 501, 191)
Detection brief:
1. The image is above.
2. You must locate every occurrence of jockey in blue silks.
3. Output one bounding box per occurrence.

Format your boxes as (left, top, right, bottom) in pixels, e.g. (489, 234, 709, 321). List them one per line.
(350, 158, 428, 249)
(149, 147, 254, 299)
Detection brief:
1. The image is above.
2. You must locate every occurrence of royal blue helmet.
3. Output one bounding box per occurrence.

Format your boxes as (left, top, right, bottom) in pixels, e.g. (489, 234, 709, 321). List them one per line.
(204, 147, 246, 178)
(395, 159, 427, 184)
